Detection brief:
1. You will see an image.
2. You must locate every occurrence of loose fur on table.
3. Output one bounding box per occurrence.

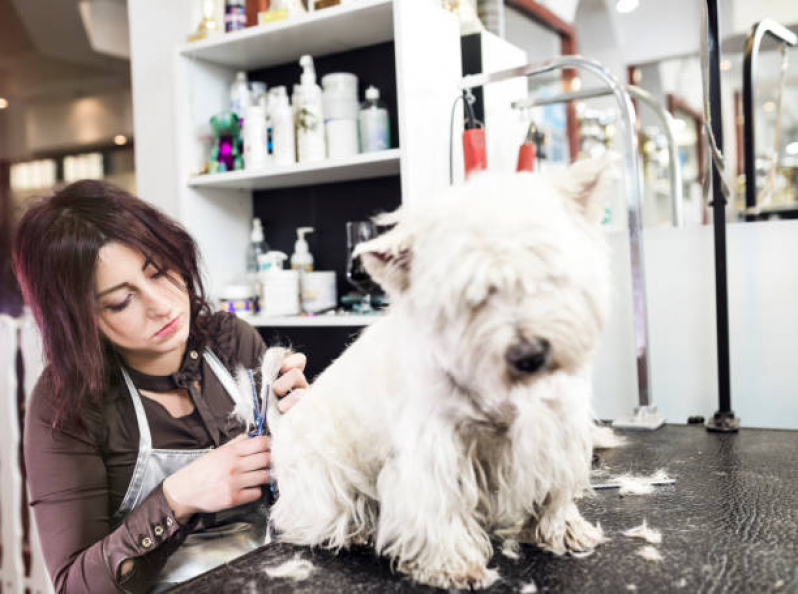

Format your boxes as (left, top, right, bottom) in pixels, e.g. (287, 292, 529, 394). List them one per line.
(636, 545, 664, 562)
(262, 555, 315, 581)
(622, 520, 662, 544)
(247, 158, 622, 589)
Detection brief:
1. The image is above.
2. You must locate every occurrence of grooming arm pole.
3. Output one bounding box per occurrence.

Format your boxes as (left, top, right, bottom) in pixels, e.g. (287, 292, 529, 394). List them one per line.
(463, 56, 664, 429)
(704, 0, 738, 432)
(513, 84, 684, 227)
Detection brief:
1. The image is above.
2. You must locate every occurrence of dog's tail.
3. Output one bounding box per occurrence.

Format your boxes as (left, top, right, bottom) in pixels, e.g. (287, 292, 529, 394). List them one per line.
(262, 346, 293, 434)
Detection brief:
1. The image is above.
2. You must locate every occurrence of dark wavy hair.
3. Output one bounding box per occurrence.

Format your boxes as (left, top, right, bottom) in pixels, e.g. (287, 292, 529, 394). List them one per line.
(12, 180, 214, 426)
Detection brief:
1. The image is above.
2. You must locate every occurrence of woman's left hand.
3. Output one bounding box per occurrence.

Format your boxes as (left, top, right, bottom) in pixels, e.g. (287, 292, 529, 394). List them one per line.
(273, 352, 309, 413)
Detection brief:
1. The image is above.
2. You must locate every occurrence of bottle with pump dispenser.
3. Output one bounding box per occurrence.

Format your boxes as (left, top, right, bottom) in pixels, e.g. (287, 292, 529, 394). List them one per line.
(359, 85, 390, 152)
(291, 227, 315, 272)
(295, 56, 326, 164)
(247, 218, 270, 277)
(230, 71, 251, 121)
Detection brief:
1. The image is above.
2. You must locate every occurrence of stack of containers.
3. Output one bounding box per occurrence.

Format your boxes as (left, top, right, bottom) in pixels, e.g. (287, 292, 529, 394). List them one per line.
(321, 73, 359, 159)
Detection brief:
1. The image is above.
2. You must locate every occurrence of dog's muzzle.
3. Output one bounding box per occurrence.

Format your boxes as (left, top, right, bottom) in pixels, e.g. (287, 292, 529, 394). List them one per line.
(506, 339, 550, 375)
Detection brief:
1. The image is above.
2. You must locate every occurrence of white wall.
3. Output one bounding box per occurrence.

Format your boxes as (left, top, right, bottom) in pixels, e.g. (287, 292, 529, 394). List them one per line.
(594, 220, 798, 430)
(127, 0, 195, 218)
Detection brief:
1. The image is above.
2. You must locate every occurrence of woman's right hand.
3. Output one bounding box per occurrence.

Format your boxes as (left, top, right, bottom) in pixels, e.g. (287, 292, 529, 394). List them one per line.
(162, 434, 271, 523)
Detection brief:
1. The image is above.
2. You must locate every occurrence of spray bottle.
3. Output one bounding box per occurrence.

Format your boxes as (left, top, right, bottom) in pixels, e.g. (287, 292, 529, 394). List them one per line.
(290, 227, 315, 272)
(295, 55, 326, 163)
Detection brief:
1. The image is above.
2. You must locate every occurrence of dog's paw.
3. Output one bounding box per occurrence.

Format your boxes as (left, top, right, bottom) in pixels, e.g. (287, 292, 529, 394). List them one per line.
(535, 504, 606, 556)
(416, 565, 500, 590)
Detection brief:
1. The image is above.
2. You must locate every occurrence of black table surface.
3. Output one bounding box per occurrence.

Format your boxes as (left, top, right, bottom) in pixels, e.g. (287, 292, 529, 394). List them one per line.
(169, 425, 797, 593)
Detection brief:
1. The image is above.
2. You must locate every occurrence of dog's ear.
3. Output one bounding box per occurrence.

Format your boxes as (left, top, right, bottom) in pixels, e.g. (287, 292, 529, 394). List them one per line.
(546, 154, 618, 223)
(353, 225, 412, 295)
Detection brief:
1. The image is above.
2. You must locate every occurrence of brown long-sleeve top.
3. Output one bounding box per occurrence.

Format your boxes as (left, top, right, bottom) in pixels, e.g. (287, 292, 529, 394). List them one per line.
(24, 312, 267, 594)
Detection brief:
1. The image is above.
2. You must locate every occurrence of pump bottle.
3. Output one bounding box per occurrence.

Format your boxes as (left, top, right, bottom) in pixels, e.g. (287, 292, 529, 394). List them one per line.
(295, 55, 326, 163)
(291, 227, 315, 272)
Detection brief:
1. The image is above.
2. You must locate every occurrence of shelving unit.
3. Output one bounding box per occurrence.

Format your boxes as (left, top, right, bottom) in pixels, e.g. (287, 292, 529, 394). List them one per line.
(170, 0, 463, 329)
(188, 149, 401, 190)
(247, 314, 381, 328)
(178, 0, 395, 70)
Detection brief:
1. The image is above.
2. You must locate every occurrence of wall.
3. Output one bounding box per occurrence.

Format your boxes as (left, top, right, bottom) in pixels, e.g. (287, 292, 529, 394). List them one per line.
(594, 220, 798, 430)
(126, 0, 194, 218)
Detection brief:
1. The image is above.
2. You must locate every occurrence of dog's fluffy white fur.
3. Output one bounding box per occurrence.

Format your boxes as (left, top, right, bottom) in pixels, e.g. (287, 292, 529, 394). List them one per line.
(262, 158, 616, 589)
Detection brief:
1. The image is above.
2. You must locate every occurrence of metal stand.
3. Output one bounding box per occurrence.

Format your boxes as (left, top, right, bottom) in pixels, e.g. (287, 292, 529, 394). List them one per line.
(704, 0, 738, 433)
(462, 56, 664, 430)
(742, 19, 797, 219)
(513, 84, 684, 227)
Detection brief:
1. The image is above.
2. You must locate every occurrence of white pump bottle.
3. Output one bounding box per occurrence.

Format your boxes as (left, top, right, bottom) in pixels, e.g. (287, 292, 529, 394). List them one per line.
(295, 55, 325, 163)
(291, 227, 315, 272)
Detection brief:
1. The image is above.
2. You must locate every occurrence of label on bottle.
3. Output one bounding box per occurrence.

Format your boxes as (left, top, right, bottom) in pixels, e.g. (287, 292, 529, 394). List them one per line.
(225, 1, 247, 32)
(359, 109, 390, 152)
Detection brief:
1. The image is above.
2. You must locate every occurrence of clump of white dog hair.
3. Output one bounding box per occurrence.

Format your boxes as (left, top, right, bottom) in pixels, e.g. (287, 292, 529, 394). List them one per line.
(622, 520, 662, 544)
(501, 539, 520, 560)
(519, 581, 538, 593)
(591, 424, 626, 449)
(612, 469, 673, 495)
(230, 347, 292, 430)
(263, 554, 315, 581)
(636, 546, 663, 562)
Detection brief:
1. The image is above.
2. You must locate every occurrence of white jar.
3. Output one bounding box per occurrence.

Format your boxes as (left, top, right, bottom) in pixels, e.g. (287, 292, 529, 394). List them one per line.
(260, 270, 301, 316)
(218, 284, 257, 318)
(300, 271, 337, 313)
(322, 72, 359, 159)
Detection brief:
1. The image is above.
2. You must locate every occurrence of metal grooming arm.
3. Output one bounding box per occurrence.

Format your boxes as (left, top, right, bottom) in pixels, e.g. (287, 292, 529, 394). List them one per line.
(462, 56, 665, 429)
(512, 84, 684, 227)
(742, 19, 798, 217)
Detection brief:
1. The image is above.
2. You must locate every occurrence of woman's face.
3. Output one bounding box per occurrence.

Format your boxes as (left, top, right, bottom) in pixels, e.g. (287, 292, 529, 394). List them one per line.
(95, 241, 191, 361)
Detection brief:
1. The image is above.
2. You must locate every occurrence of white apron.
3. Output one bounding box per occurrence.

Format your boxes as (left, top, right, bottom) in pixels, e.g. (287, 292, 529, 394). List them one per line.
(113, 349, 266, 591)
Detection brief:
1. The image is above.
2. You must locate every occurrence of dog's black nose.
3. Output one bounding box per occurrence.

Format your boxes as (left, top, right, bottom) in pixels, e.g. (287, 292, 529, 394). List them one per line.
(506, 340, 550, 374)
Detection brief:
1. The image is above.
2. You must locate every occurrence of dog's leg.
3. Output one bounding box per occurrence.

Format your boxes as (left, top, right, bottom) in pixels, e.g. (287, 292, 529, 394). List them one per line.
(529, 494, 605, 556)
(375, 434, 498, 590)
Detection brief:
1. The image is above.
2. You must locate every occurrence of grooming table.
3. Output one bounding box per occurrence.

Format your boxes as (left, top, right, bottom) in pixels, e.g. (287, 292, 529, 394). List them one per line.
(168, 426, 796, 593)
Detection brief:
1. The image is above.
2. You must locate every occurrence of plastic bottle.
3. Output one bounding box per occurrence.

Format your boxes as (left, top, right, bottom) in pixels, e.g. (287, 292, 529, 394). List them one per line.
(290, 227, 315, 272)
(295, 55, 326, 164)
(322, 73, 359, 159)
(224, 0, 246, 32)
(246, 218, 270, 279)
(230, 71, 251, 120)
(244, 101, 270, 170)
(359, 85, 390, 152)
(270, 86, 296, 166)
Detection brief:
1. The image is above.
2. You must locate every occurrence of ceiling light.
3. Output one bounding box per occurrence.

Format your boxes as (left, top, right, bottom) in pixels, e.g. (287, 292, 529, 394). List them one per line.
(786, 141, 798, 156)
(720, 59, 732, 71)
(114, 134, 128, 145)
(571, 77, 582, 91)
(0, 98, 8, 109)
(763, 101, 775, 113)
(616, 0, 639, 14)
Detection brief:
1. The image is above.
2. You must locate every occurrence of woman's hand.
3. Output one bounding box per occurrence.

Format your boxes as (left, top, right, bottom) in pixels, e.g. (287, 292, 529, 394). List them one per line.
(162, 434, 271, 523)
(273, 352, 309, 413)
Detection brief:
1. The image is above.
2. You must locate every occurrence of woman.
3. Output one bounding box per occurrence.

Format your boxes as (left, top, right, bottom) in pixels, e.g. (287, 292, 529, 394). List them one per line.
(13, 180, 308, 593)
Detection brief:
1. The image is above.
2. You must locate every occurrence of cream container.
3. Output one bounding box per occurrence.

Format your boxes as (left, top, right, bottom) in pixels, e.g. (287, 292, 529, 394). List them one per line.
(218, 284, 257, 318)
(300, 271, 337, 313)
(260, 270, 301, 316)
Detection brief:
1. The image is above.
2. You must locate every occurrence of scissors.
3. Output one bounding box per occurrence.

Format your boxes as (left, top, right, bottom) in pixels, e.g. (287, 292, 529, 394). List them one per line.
(246, 369, 279, 503)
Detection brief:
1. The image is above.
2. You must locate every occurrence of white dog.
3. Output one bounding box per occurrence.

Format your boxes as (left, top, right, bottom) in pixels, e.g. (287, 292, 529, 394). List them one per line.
(258, 158, 615, 589)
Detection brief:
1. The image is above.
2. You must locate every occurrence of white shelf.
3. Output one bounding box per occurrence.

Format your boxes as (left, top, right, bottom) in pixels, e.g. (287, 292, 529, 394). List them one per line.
(247, 314, 382, 327)
(179, 0, 394, 71)
(188, 149, 401, 190)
